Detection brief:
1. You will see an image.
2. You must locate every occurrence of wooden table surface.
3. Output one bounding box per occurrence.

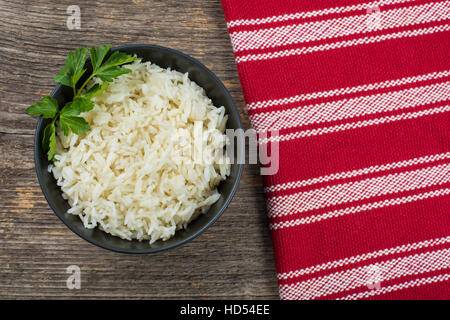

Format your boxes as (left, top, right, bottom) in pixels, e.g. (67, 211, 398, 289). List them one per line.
(0, 0, 279, 299)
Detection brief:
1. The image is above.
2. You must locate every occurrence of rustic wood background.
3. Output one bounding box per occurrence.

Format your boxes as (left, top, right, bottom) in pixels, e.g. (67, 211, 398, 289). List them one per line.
(0, 0, 279, 299)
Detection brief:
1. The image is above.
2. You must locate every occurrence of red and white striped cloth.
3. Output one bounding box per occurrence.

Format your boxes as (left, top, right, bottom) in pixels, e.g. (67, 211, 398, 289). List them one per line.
(221, 0, 450, 299)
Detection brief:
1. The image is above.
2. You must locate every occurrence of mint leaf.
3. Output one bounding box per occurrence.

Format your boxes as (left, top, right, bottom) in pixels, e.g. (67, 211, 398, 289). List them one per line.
(26, 96, 59, 119)
(54, 47, 88, 88)
(90, 44, 111, 72)
(42, 122, 56, 161)
(60, 114, 91, 136)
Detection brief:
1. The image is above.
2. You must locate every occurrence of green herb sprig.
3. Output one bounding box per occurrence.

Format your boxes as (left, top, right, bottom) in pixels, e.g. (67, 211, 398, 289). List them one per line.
(26, 44, 138, 162)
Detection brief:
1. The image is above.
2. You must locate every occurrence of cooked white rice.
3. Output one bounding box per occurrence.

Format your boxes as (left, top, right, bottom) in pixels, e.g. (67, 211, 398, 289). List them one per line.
(51, 60, 231, 243)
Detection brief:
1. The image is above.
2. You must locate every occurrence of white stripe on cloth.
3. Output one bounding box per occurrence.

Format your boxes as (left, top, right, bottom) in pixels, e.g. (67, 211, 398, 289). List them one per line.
(250, 81, 450, 132)
(230, 1, 450, 52)
(236, 24, 450, 63)
(226, 0, 416, 28)
(269, 188, 450, 229)
(338, 273, 450, 300)
(248, 70, 450, 111)
(278, 236, 450, 280)
(279, 248, 450, 300)
(258, 105, 450, 144)
(267, 163, 450, 218)
(266, 152, 450, 193)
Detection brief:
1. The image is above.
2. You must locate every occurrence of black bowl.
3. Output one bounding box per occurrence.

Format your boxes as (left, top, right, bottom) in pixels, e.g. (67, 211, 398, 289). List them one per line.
(34, 44, 243, 253)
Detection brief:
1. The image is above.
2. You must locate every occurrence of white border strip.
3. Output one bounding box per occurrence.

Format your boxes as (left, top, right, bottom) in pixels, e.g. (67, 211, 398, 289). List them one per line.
(250, 81, 450, 132)
(269, 188, 450, 229)
(227, 0, 415, 28)
(279, 248, 450, 299)
(338, 273, 450, 300)
(230, 2, 450, 52)
(236, 24, 450, 63)
(259, 105, 450, 144)
(278, 236, 450, 280)
(267, 164, 450, 218)
(248, 70, 450, 111)
(265, 152, 450, 193)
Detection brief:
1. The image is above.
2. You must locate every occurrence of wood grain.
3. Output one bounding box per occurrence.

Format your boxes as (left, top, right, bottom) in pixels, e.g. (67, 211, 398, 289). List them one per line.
(0, 0, 279, 299)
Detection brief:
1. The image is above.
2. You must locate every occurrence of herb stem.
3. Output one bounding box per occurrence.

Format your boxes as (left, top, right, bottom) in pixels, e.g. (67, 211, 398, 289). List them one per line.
(74, 73, 95, 100)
